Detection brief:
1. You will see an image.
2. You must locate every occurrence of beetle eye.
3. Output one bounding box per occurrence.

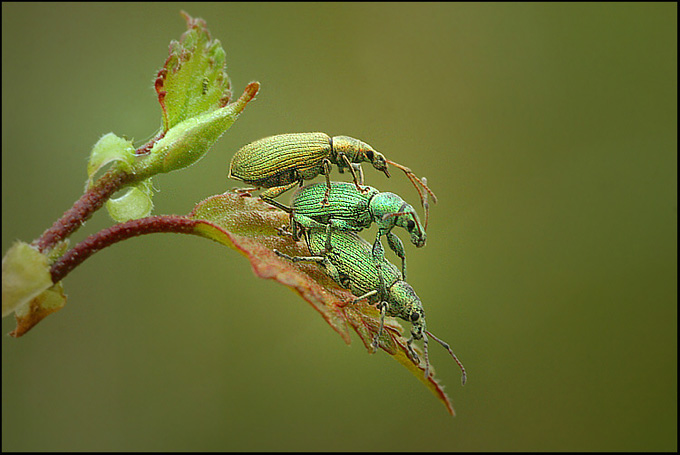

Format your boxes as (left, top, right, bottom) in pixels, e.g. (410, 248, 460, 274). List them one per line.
(410, 312, 420, 322)
(365, 149, 374, 161)
(406, 219, 415, 231)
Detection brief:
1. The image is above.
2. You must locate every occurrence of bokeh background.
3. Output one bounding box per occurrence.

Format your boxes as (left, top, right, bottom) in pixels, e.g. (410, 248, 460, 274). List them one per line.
(2, 2, 676, 451)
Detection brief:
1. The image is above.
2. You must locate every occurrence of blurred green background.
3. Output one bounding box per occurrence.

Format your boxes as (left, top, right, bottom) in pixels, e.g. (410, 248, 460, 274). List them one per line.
(2, 2, 676, 451)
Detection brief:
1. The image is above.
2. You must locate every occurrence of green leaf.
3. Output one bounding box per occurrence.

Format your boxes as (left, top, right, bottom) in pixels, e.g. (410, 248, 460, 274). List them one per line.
(10, 282, 66, 338)
(85, 13, 261, 221)
(88, 13, 259, 222)
(139, 12, 260, 177)
(188, 193, 457, 415)
(1, 241, 67, 337)
(2, 241, 53, 317)
(155, 11, 232, 132)
(142, 82, 259, 175)
(86, 133, 156, 222)
(86, 133, 135, 189)
(105, 179, 154, 222)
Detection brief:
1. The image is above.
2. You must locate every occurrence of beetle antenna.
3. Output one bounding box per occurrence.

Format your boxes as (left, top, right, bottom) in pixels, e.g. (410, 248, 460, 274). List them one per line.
(385, 159, 438, 206)
(422, 331, 432, 379)
(421, 176, 430, 231)
(371, 302, 388, 353)
(425, 329, 466, 385)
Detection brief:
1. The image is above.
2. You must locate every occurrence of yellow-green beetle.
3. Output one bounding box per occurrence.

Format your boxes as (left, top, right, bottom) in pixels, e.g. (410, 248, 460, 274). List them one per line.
(228, 132, 436, 207)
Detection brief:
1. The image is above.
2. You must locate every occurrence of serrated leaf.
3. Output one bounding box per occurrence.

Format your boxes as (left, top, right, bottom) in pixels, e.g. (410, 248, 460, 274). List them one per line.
(188, 193, 456, 415)
(155, 11, 232, 132)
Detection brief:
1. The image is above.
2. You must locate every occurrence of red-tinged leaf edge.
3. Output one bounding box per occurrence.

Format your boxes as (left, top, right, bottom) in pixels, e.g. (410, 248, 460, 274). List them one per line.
(12, 191, 455, 413)
(10, 282, 66, 338)
(188, 193, 456, 415)
(155, 12, 232, 133)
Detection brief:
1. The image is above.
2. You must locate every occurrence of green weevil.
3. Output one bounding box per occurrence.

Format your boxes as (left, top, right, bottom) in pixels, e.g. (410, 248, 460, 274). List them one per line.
(228, 132, 437, 208)
(264, 181, 426, 279)
(274, 229, 466, 384)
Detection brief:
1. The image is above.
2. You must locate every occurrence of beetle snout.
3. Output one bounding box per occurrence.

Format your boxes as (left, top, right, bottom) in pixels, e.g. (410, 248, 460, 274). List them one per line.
(369, 152, 390, 177)
(411, 232, 426, 248)
(410, 319, 425, 340)
(372, 160, 390, 177)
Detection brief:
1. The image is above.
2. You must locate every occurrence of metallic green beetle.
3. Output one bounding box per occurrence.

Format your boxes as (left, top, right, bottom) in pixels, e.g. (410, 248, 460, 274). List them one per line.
(264, 181, 426, 279)
(228, 132, 437, 207)
(274, 229, 466, 384)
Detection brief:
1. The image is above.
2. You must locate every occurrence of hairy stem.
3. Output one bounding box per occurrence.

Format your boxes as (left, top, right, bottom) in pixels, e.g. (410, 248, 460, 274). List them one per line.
(32, 168, 135, 253)
(49, 215, 200, 283)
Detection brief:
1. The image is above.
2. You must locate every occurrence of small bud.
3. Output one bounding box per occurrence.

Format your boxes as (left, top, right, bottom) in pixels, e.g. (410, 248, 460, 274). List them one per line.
(144, 82, 259, 174)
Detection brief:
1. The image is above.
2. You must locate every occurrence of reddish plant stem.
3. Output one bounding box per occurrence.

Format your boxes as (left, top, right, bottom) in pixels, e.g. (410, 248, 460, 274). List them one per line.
(49, 215, 200, 283)
(32, 82, 259, 255)
(135, 130, 165, 156)
(33, 168, 136, 253)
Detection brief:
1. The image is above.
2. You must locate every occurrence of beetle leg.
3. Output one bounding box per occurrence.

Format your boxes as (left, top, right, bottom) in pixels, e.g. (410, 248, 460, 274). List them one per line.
(385, 231, 407, 279)
(351, 163, 365, 186)
(323, 224, 333, 253)
(371, 301, 388, 353)
(291, 220, 306, 241)
(274, 249, 327, 266)
(261, 197, 292, 213)
(320, 158, 333, 206)
(320, 256, 342, 285)
(340, 153, 370, 194)
(371, 251, 390, 353)
(273, 217, 300, 241)
(351, 289, 378, 305)
(261, 198, 303, 240)
(259, 181, 300, 200)
(371, 231, 386, 262)
(371, 234, 394, 290)
(276, 224, 295, 238)
(231, 186, 259, 197)
(404, 334, 421, 366)
(292, 213, 326, 231)
(232, 186, 258, 193)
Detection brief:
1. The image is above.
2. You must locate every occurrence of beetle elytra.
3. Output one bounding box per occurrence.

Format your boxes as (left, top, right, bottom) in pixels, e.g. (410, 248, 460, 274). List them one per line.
(274, 229, 465, 384)
(228, 132, 436, 209)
